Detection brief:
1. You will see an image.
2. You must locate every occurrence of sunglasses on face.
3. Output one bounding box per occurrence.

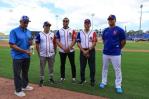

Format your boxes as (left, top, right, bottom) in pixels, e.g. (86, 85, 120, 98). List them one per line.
(108, 18, 115, 21)
(44, 24, 51, 27)
(63, 20, 69, 23)
(23, 21, 29, 24)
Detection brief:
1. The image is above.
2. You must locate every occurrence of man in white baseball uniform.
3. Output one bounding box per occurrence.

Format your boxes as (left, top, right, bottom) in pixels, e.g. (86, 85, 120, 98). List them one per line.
(99, 15, 126, 94)
(77, 19, 97, 86)
(56, 17, 77, 83)
(36, 21, 56, 87)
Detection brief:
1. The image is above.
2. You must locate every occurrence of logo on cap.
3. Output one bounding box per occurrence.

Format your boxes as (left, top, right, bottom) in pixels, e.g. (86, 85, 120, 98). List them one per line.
(20, 16, 31, 22)
(43, 21, 51, 27)
(107, 15, 116, 20)
(84, 19, 91, 24)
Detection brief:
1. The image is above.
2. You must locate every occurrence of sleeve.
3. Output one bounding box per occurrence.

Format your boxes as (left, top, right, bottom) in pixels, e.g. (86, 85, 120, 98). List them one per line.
(72, 30, 77, 39)
(55, 30, 60, 39)
(9, 30, 16, 45)
(119, 28, 126, 41)
(53, 34, 57, 48)
(102, 29, 105, 41)
(76, 32, 81, 43)
(35, 33, 40, 44)
(92, 32, 97, 42)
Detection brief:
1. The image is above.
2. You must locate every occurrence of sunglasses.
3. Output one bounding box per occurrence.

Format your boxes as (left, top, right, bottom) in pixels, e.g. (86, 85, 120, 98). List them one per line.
(23, 21, 29, 24)
(84, 22, 90, 24)
(108, 18, 115, 20)
(63, 20, 69, 23)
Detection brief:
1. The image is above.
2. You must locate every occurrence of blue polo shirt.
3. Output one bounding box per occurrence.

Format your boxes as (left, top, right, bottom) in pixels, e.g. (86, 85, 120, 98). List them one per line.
(102, 26, 126, 55)
(9, 26, 32, 59)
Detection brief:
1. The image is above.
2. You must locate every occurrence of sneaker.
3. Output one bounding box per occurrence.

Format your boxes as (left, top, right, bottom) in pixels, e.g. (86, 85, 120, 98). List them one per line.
(60, 78, 65, 83)
(99, 83, 106, 89)
(14, 91, 26, 97)
(116, 88, 123, 94)
(39, 80, 44, 87)
(90, 82, 95, 87)
(72, 78, 76, 83)
(78, 80, 86, 85)
(22, 85, 34, 91)
(49, 78, 55, 84)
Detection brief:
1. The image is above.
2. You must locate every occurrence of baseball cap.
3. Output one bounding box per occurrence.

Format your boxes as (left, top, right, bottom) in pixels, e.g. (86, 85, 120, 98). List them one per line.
(107, 15, 116, 20)
(43, 21, 51, 27)
(84, 19, 91, 24)
(20, 15, 31, 22)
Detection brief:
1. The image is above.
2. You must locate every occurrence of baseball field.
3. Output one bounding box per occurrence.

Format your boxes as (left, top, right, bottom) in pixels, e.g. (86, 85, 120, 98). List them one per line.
(0, 41, 149, 99)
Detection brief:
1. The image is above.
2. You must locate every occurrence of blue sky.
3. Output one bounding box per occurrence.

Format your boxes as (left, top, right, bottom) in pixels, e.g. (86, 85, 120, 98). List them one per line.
(0, 0, 149, 34)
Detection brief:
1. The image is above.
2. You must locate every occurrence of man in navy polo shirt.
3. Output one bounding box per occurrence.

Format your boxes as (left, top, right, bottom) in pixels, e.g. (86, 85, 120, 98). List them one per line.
(99, 15, 126, 94)
(9, 15, 33, 97)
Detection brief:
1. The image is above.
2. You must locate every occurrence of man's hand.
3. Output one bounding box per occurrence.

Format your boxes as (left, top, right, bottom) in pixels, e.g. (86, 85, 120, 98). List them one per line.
(28, 40, 33, 45)
(82, 49, 90, 58)
(63, 48, 70, 53)
(25, 50, 32, 56)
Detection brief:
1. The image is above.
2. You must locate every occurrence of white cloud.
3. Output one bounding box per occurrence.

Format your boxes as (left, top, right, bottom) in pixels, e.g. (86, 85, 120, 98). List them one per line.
(0, 0, 149, 34)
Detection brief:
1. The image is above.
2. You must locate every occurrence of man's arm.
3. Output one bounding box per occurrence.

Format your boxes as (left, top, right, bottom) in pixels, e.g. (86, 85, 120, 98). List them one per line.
(89, 32, 97, 51)
(119, 28, 126, 49)
(53, 35, 57, 53)
(56, 39, 64, 50)
(9, 44, 31, 56)
(9, 29, 31, 55)
(35, 43, 40, 56)
(69, 30, 76, 49)
(120, 40, 126, 49)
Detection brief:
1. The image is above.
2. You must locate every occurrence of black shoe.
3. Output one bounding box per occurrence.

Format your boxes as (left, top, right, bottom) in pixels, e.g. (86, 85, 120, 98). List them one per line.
(78, 80, 86, 85)
(49, 78, 55, 84)
(39, 80, 44, 87)
(90, 82, 95, 87)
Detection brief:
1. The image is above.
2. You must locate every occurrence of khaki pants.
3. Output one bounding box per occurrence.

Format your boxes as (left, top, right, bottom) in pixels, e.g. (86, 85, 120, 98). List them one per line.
(39, 55, 55, 80)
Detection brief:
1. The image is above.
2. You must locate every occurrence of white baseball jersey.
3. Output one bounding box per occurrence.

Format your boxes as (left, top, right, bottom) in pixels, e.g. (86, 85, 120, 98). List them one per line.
(56, 28, 77, 53)
(35, 31, 56, 57)
(77, 30, 97, 48)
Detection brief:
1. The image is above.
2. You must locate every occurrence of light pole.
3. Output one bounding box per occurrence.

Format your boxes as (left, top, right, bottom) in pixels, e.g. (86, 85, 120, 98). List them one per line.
(55, 15, 59, 30)
(91, 13, 95, 30)
(139, 4, 143, 33)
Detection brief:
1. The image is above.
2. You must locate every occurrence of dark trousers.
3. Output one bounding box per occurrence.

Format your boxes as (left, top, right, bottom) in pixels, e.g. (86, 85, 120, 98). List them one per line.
(80, 49, 95, 83)
(13, 58, 30, 92)
(59, 52, 76, 78)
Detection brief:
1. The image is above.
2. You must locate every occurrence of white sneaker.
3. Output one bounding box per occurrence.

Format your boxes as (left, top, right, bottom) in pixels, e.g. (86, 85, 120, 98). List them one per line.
(22, 85, 34, 91)
(14, 91, 26, 97)
(60, 78, 65, 81)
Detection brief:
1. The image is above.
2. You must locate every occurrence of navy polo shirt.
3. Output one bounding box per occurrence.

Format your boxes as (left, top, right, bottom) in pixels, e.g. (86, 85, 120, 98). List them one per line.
(102, 26, 126, 55)
(9, 27, 32, 59)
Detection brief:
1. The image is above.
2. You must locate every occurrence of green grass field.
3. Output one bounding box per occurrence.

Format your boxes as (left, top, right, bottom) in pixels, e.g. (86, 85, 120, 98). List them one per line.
(0, 41, 149, 99)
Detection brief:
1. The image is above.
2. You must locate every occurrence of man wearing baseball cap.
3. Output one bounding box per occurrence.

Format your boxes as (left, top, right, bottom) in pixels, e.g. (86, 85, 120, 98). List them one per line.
(35, 21, 56, 87)
(99, 14, 126, 94)
(9, 15, 33, 97)
(77, 19, 97, 86)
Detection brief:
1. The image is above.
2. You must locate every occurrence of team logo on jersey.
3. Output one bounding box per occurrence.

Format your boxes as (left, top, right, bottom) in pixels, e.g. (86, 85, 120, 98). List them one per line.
(69, 32, 72, 36)
(113, 30, 117, 35)
(89, 36, 93, 42)
(50, 37, 53, 40)
(69, 32, 72, 38)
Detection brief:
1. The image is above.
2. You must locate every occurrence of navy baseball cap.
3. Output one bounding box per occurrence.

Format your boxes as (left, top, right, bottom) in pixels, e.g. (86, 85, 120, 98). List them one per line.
(107, 15, 116, 20)
(84, 19, 91, 24)
(20, 15, 31, 22)
(43, 21, 51, 27)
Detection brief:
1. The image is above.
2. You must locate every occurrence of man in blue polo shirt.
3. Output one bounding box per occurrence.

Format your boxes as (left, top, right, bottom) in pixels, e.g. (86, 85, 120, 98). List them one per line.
(99, 15, 126, 94)
(9, 15, 33, 97)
